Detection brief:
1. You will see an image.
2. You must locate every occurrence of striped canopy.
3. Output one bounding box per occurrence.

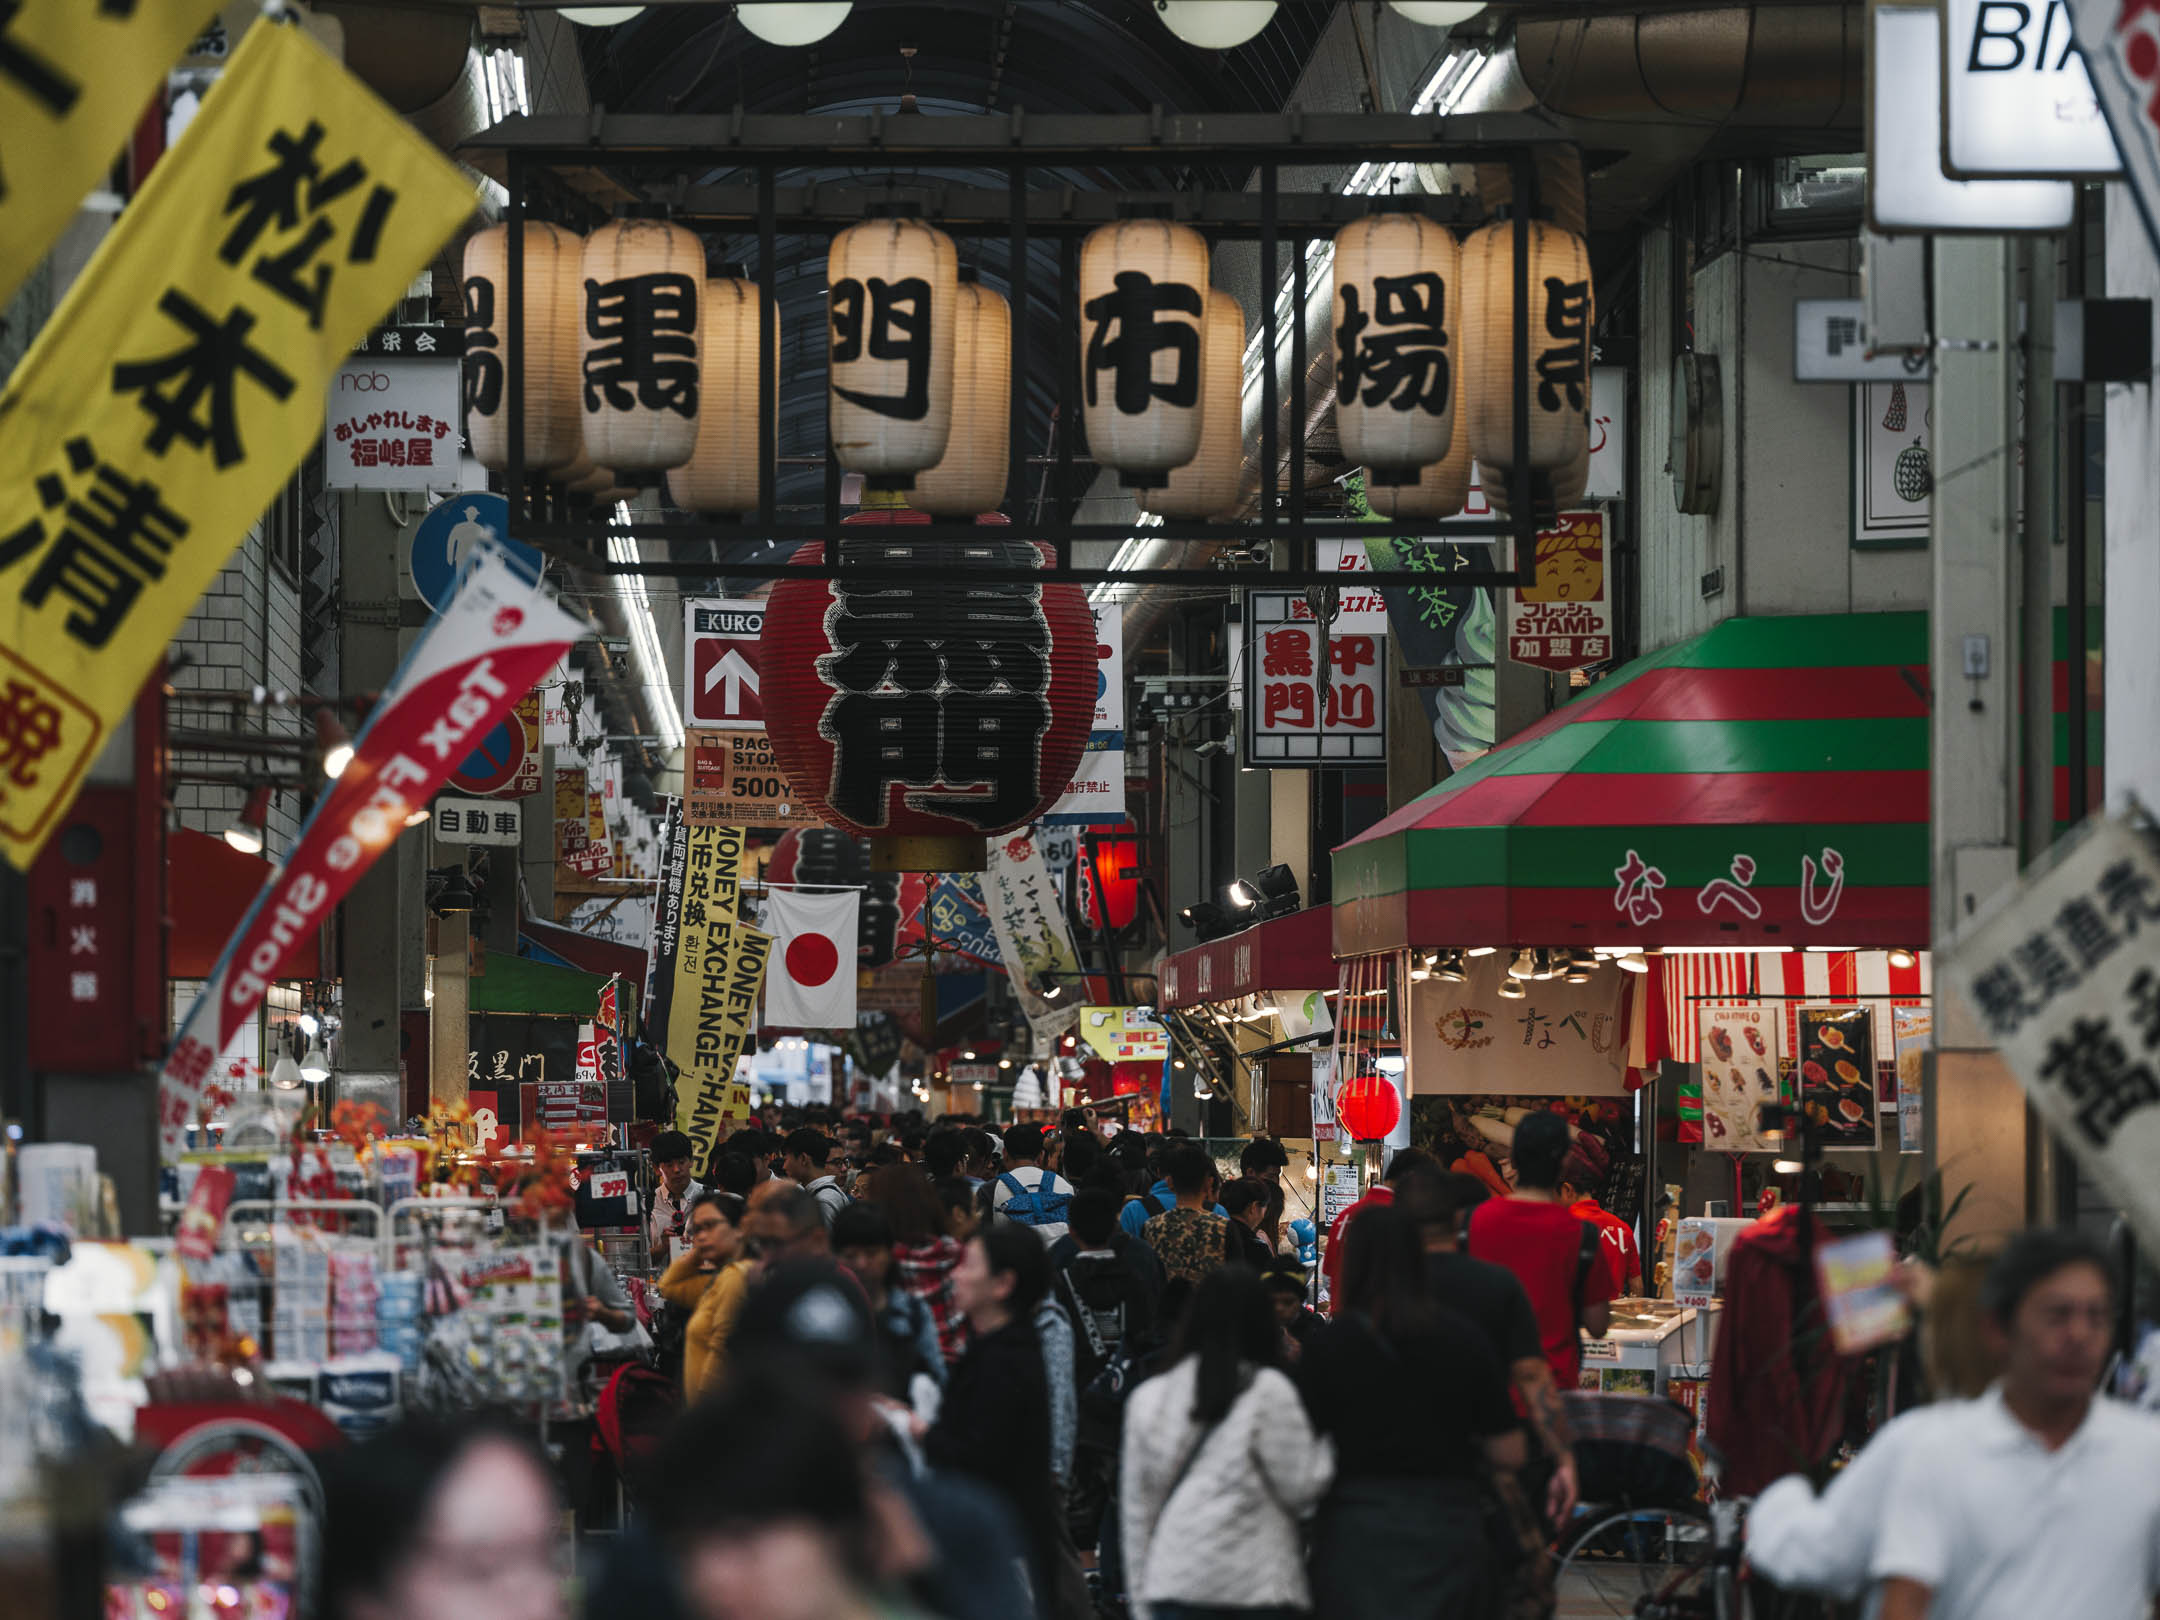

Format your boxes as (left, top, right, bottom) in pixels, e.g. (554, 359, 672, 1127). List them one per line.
(1332, 612, 2097, 958)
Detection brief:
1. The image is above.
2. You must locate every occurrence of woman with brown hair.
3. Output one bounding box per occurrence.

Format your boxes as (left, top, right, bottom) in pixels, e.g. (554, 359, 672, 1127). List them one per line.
(859, 1163, 969, 1367)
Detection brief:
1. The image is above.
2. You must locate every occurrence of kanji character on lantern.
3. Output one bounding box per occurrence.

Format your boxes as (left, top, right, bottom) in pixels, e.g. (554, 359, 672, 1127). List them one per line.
(582, 272, 699, 417)
(1084, 271, 1203, 416)
(830, 276, 933, 421)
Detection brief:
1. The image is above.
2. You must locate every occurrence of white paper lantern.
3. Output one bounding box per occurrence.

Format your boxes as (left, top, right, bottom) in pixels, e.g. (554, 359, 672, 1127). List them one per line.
(1368, 380, 1473, 521)
(1155, 0, 1276, 47)
(1079, 218, 1209, 487)
(1463, 217, 1593, 475)
(1475, 147, 1589, 236)
(737, 2, 851, 45)
(1482, 448, 1588, 519)
(561, 6, 645, 23)
(826, 216, 959, 482)
(1332, 209, 1461, 490)
(1388, 1, 1486, 25)
(907, 276, 1010, 517)
(666, 278, 776, 515)
(463, 223, 585, 473)
(1139, 289, 1245, 520)
(579, 218, 704, 471)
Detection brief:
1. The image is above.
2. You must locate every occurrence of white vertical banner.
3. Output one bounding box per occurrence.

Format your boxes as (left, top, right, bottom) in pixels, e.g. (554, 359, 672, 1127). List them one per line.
(985, 829, 1086, 1047)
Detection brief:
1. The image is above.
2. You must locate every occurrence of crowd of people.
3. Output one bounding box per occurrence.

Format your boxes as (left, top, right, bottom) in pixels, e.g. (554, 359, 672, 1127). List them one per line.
(311, 1105, 2160, 1620)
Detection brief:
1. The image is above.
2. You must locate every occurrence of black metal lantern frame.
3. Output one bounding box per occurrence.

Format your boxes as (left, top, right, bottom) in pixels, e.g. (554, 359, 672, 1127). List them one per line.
(463, 109, 1583, 590)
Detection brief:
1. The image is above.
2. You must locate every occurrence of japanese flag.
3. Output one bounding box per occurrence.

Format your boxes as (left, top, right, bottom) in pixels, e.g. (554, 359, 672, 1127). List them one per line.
(762, 886, 859, 1030)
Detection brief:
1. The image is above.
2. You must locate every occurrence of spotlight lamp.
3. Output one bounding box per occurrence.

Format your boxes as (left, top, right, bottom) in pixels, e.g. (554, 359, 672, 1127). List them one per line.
(1498, 974, 1526, 1000)
(1563, 950, 1596, 984)
(1506, 948, 1535, 981)
(224, 786, 272, 854)
(1226, 878, 1259, 912)
(1466, 945, 1498, 957)
(1435, 949, 1469, 984)
(1888, 946, 1918, 969)
(314, 706, 354, 780)
(1614, 949, 1650, 974)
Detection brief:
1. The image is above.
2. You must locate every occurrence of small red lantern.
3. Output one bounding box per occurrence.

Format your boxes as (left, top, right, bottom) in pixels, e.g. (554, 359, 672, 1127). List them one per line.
(1085, 828, 1144, 934)
(762, 513, 1095, 872)
(1337, 1068, 1402, 1142)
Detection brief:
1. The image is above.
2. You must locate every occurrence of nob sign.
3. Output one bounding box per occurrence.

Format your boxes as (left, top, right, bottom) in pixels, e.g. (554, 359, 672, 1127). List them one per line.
(1945, 0, 2122, 177)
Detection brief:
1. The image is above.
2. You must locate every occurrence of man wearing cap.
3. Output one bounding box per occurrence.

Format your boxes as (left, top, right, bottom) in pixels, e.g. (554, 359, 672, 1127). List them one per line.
(647, 1130, 704, 1264)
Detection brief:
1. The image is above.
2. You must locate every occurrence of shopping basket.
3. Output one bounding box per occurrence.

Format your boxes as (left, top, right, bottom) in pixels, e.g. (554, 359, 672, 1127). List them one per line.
(1564, 1391, 1701, 1508)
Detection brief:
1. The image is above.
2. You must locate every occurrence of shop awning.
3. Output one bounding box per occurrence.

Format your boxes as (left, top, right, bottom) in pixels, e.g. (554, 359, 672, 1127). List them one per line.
(169, 828, 319, 981)
(469, 953, 610, 1017)
(1334, 613, 1949, 956)
(1161, 904, 1335, 1009)
(520, 917, 646, 1019)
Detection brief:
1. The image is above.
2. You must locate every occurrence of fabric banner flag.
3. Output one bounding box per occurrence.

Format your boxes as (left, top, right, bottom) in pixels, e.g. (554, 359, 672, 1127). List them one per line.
(1406, 954, 1634, 1097)
(761, 887, 860, 1030)
(924, 871, 1002, 966)
(0, 21, 476, 870)
(0, 0, 228, 310)
(666, 820, 770, 1162)
(985, 828, 1085, 1047)
(158, 543, 587, 1151)
(1353, 478, 1496, 772)
(642, 797, 688, 1041)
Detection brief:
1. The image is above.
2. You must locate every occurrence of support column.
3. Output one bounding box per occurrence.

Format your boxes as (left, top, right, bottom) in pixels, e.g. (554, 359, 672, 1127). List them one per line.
(2106, 185, 2160, 812)
(1928, 236, 2026, 1244)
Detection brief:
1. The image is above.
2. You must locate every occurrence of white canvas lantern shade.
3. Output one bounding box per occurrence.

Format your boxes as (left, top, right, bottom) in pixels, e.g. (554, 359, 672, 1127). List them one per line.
(579, 217, 706, 471)
(1078, 217, 1210, 487)
(1138, 289, 1246, 520)
(826, 215, 960, 483)
(1462, 215, 1594, 477)
(667, 277, 779, 515)
(463, 222, 586, 473)
(1332, 208, 1462, 489)
(907, 275, 1011, 517)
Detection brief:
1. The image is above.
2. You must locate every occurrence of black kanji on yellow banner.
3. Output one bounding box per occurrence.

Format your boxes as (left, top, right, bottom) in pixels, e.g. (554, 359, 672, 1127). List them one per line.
(0, 21, 474, 869)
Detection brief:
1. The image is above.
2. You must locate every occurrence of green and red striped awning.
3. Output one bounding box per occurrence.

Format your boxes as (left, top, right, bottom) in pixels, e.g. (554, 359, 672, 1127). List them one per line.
(1332, 612, 2100, 958)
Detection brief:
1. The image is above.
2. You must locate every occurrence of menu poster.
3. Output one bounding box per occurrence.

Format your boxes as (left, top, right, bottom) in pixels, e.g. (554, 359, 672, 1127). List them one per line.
(1892, 1005, 1931, 1155)
(1797, 1005, 1880, 1149)
(1694, 1004, 1788, 1152)
(1815, 1229, 1912, 1354)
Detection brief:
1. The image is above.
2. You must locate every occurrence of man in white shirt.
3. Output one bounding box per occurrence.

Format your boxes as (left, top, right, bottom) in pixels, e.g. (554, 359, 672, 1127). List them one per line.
(990, 1122, 1074, 1244)
(1874, 1229, 2160, 1620)
(647, 1130, 704, 1262)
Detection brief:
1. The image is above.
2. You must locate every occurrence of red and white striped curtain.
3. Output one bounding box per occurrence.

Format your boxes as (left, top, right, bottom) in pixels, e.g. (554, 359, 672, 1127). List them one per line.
(1655, 951, 1932, 1065)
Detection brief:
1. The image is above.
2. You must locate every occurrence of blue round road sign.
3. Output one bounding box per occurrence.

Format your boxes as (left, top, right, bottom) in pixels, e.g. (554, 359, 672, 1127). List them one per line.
(409, 492, 543, 614)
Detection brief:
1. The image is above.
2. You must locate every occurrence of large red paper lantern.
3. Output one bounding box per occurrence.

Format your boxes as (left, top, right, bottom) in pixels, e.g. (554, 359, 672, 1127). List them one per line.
(1337, 1069, 1402, 1141)
(763, 513, 1094, 871)
(1085, 829, 1144, 934)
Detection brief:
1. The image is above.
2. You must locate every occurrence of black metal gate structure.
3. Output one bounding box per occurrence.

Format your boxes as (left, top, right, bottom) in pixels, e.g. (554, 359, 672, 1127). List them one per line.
(461, 109, 1582, 589)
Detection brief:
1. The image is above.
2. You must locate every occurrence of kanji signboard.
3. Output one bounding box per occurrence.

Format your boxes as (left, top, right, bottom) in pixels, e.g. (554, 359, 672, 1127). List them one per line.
(1240, 590, 1387, 767)
(685, 598, 765, 730)
(667, 820, 771, 1163)
(323, 357, 460, 490)
(684, 727, 819, 828)
(433, 796, 521, 846)
(0, 0, 226, 310)
(0, 22, 475, 870)
(1944, 813, 2160, 1253)
(1505, 511, 1612, 672)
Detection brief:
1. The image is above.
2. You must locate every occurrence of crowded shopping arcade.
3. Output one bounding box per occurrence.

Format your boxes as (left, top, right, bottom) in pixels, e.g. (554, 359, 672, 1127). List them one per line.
(3, 2, 2159, 1618)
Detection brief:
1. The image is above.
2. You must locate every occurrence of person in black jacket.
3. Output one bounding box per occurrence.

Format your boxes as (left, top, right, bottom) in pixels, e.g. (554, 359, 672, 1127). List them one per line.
(926, 1222, 1057, 1614)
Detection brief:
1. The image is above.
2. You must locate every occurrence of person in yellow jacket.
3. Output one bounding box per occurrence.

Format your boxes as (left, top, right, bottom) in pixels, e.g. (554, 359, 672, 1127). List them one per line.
(657, 1190, 751, 1400)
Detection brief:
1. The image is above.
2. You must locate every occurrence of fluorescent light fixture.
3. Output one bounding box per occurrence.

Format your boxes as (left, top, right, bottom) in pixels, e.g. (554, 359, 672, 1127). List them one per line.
(1465, 945, 1498, 957)
(1773, 1158, 1805, 1176)
(608, 514, 687, 750)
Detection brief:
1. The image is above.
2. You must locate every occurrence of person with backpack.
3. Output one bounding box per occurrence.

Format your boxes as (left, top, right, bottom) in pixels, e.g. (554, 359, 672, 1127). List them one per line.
(992, 1122, 1075, 1243)
(1121, 1266, 1335, 1620)
(1119, 1147, 1229, 1242)
(1143, 1146, 1240, 1289)
(831, 1200, 947, 1402)
(1054, 1186, 1162, 1554)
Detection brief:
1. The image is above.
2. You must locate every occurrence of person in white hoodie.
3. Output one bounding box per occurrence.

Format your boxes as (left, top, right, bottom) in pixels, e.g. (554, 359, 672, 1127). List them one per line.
(1120, 1266, 1335, 1620)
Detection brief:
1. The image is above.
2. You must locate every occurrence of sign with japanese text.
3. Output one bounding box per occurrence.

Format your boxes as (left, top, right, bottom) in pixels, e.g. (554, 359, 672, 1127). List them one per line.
(1945, 0, 2119, 177)
(0, 22, 476, 871)
(1796, 1006, 1880, 1148)
(1078, 1005, 1170, 1064)
(685, 727, 819, 828)
(1505, 511, 1611, 671)
(1695, 1004, 1788, 1151)
(433, 795, 520, 846)
(323, 357, 461, 489)
(24, 786, 142, 1074)
(1608, 843, 1852, 941)
(684, 598, 765, 730)
(642, 797, 685, 1042)
(1407, 954, 1633, 1096)
(0, 0, 227, 311)
(1893, 1004, 1931, 1152)
(2068, 0, 2160, 257)
(159, 543, 587, 1154)
(985, 828, 1086, 1048)
(1312, 541, 1393, 635)
(1043, 733, 1125, 824)
(1944, 813, 2160, 1251)
(667, 820, 769, 1162)
(923, 871, 1002, 966)
(1240, 590, 1387, 767)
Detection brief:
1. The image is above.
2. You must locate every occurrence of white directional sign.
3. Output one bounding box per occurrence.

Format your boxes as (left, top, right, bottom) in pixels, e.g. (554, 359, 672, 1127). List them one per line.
(684, 598, 766, 731)
(1944, 0, 2120, 177)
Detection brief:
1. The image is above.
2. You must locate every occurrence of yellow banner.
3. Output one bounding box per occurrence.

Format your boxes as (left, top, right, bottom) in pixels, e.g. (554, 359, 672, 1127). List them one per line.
(0, 22, 474, 869)
(0, 0, 226, 310)
(667, 822, 771, 1161)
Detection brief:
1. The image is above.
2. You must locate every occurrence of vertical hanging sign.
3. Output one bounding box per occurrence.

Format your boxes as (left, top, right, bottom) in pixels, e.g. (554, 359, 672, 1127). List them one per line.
(666, 820, 772, 1163)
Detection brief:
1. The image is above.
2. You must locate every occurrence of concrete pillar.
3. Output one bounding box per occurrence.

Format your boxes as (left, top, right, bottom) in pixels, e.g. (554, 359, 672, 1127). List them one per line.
(2105, 185, 2160, 813)
(1927, 237, 2027, 1241)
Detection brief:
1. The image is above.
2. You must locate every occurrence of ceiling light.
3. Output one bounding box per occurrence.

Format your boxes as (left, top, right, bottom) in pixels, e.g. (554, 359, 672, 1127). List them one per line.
(1193, 1073, 1214, 1100)
(998, 1057, 1012, 1070)
(1532, 948, 1558, 980)
(1435, 949, 1469, 984)
(1387, 1, 1486, 24)
(1498, 975, 1526, 1000)
(223, 786, 271, 855)
(432, 864, 476, 915)
(299, 1039, 330, 1084)
(297, 1011, 321, 1039)
(1466, 946, 1498, 957)
(1173, 1057, 1187, 1070)
(1615, 951, 1650, 973)
(1155, 0, 1277, 48)
(1563, 950, 1596, 983)
(1888, 947, 1918, 969)
(1506, 948, 1535, 980)
(961, 1048, 977, 1061)
(1305, 1159, 1318, 1181)
(1040, 978, 1065, 1001)
(269, 1055, 304, 1091)
(561, 6, 645, 22)
(315, 707, 354, 779)
(1773, 1158, 1805, 1176)
(736, 2, 851, 45)
(403, 805, 433, 828)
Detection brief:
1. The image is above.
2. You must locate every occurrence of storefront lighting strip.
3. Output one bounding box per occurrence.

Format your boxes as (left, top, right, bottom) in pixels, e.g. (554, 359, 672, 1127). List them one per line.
(608, 511, 686, 751)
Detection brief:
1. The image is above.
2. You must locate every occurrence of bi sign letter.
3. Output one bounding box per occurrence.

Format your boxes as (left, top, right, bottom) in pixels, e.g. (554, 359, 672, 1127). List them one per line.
(685, 598, 766, 730)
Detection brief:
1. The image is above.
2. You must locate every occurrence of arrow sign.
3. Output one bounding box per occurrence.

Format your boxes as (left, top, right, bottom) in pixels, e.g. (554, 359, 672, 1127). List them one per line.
(685, 597, 766, 729)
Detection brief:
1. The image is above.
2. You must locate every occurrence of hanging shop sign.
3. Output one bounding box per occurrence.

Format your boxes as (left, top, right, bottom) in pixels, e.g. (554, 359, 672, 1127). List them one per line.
(1462, 218, 1593, 494)
(1795, 1006, 1881, 1148)
(684, 597, 766, 730)
(1407, 955, 1634, 1097)
(685, 728, 820, 828)
(1893, 1004, 1930, 1153)
(0, 0, 226, 310)
(1944, 0, 2121, 177)
(909, 278, 1013, 517)
(1078, 1005, 1170, 1064)
(666, 820, 771, 1161)
(1045, 604, 1126, 824)
(159, 543, 587, 1152)
(432, 796, 521, 847)
(1505, 511, 1612, 671)
(0, 21, 475, 872)
(670, 277, 778, 515)
(1794, 299, 1935, 384)
(1241, 590, 1388, 767)
(555, 766, 613, 879)
(1942, 813, 2160, 1252)
(985, 828, 1086, 1046)
(324, 357, 462, 490)
(923, 872, 1002, 966)
(1332, 210, 1461, 488)
(1870, 4, 2075, 233)
(2068, 0, 2160, 256)
(1854, 381, 1934, 547)
(642, 797, 686, 1042)
(1695, 1004, 1790, 1152)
